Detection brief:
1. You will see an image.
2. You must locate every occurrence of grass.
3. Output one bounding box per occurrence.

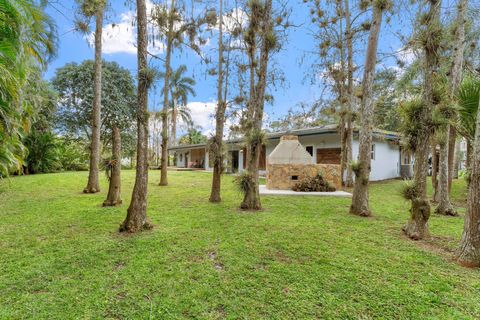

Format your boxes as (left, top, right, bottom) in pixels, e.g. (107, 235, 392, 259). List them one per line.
(0, 170, 479, 319)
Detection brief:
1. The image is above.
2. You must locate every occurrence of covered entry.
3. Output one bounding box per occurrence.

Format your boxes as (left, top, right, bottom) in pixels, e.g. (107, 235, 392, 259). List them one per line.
(229, 150, 240, 172)
(316, 148, 341, 165)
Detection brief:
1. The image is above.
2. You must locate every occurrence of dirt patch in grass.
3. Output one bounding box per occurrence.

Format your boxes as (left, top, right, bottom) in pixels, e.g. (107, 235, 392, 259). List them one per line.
(404, 233, 458, 262)
(207, 250, 224, 271)
(274, 250, 292, 264)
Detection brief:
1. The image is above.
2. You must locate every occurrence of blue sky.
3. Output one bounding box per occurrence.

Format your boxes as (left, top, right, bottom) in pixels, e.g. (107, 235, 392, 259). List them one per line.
(44, 0, 409, 135)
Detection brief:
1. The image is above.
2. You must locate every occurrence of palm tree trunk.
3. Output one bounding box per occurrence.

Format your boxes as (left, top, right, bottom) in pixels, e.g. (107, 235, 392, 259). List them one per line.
(241, 0, 273, 210)
(104, 126, 122, 206)
(435, 136, 457, 215)
(338, 0, 347, 188)
(210, 0, 225, 203)
(120, 0, 152, 233)
(84, 8, 103, 194)
(172, 102, 177, 147)
(448, 0, 468, 192)
(432, 141, 439, 202)
(448, 126, 457, 191)
(350, 3, 384, 216)
(344, 0, 354, 188)
(467, 139, 473, 171)
(160, 0, 175, 186)
(403, 0, 441, 240)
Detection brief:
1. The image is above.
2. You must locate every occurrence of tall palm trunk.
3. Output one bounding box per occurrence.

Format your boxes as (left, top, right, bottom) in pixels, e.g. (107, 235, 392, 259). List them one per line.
(210, 0, 225, 203)
(457, 93, 480, 267)
(240, 0, 272, 210)
(403, 0, 441, 240)
(435, 137, 456, 215)
(104, 126, 122, 206)
(160, 0, 175, 186)
(244, 38, 256, 172)
(120, 0, 152, 233)
(344, 0, 354, 188)
(338, 0, 348, 187)
(438, 0, 467, 213)
(171, 101, 177, 146)
(350, 2, 384, 216)
(432, 141, 439, 201)
(466, 139, 473, 170)
(448, 127, 457, 190)
(84, 8, 103, 193)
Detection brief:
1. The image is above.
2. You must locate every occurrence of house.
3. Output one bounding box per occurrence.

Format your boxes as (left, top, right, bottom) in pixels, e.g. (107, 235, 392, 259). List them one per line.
(168, 125, 412, 182)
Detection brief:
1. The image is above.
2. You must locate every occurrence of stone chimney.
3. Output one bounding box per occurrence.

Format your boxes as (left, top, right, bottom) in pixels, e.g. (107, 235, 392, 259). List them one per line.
(266, 135, 341, 190)
(267, 135, 313, 165)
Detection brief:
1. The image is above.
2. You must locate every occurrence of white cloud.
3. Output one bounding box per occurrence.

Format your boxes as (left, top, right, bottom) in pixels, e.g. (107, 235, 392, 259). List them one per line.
(181, 101, 244, 138)
(396, 47, 416, 66)
(184, 101, 216, 135)
(222, 8, 248, 32)
(87, 1, 163, 55)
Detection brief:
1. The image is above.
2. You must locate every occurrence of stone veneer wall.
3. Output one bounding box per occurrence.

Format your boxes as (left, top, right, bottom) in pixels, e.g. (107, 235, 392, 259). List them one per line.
(266, 164, 342, 190)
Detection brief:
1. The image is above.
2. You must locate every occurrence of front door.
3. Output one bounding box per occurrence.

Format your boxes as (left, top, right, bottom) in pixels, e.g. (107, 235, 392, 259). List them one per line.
(231, 150, 239, 172)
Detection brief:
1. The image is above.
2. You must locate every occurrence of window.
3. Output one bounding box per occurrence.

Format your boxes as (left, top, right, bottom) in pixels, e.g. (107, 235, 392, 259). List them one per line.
(179, 154, 183, 162)
(291, 175, 299, 181)
(306, 146, 314, 157)
(371, 144, 376, 160)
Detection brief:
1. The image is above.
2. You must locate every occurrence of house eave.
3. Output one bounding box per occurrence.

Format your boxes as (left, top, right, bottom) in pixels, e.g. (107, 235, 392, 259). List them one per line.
(168, 125, 401, 151)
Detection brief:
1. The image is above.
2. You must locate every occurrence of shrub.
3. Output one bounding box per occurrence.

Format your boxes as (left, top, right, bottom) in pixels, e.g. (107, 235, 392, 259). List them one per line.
(292, 173, 336, 192)
(58, 138, 89, 171)
(24, 131, 62, 174)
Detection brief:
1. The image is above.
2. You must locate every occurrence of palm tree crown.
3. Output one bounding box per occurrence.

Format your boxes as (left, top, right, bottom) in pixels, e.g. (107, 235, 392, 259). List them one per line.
(158, 64, 196, 146)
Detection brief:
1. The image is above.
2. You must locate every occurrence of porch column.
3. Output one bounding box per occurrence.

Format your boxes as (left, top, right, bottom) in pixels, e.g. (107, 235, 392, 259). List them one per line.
(204, 148, 210, 170)
(239, 149, 244, 172)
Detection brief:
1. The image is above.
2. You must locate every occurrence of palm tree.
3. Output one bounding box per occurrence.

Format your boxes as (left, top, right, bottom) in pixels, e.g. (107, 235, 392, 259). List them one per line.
(350, 0, 387, 217)
(179, 128, 207, 145)
(457, 75, 480, 167)
(76, 0, 107, 193)
(0, 0, 57, 176)
(158, 65, 196, 147)
(120, 0, 152, 233)
(457, 76, 480, 267)
(168, 100, 193, 146)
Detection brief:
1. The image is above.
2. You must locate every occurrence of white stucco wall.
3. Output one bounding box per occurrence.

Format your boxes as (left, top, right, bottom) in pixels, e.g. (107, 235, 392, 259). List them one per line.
(365, 139, 400, 181)
(266, 133, 400, 181)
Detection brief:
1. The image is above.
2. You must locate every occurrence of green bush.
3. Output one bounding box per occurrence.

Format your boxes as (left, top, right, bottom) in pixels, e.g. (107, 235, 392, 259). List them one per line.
(24, 131, 61, 174)
(292, 173, 336, 192)
(58, 138, 89, 171)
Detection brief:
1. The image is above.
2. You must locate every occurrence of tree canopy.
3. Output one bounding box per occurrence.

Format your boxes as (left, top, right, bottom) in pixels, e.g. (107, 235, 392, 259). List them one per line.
(52, 60, 137, 141)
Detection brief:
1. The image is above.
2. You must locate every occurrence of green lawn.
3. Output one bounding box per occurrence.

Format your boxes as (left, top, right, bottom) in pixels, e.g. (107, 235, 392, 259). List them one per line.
(0, 171, 479, 319)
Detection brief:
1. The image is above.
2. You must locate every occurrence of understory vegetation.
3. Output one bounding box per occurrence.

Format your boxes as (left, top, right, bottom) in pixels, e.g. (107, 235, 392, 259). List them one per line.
(0, 171, 479, 319)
